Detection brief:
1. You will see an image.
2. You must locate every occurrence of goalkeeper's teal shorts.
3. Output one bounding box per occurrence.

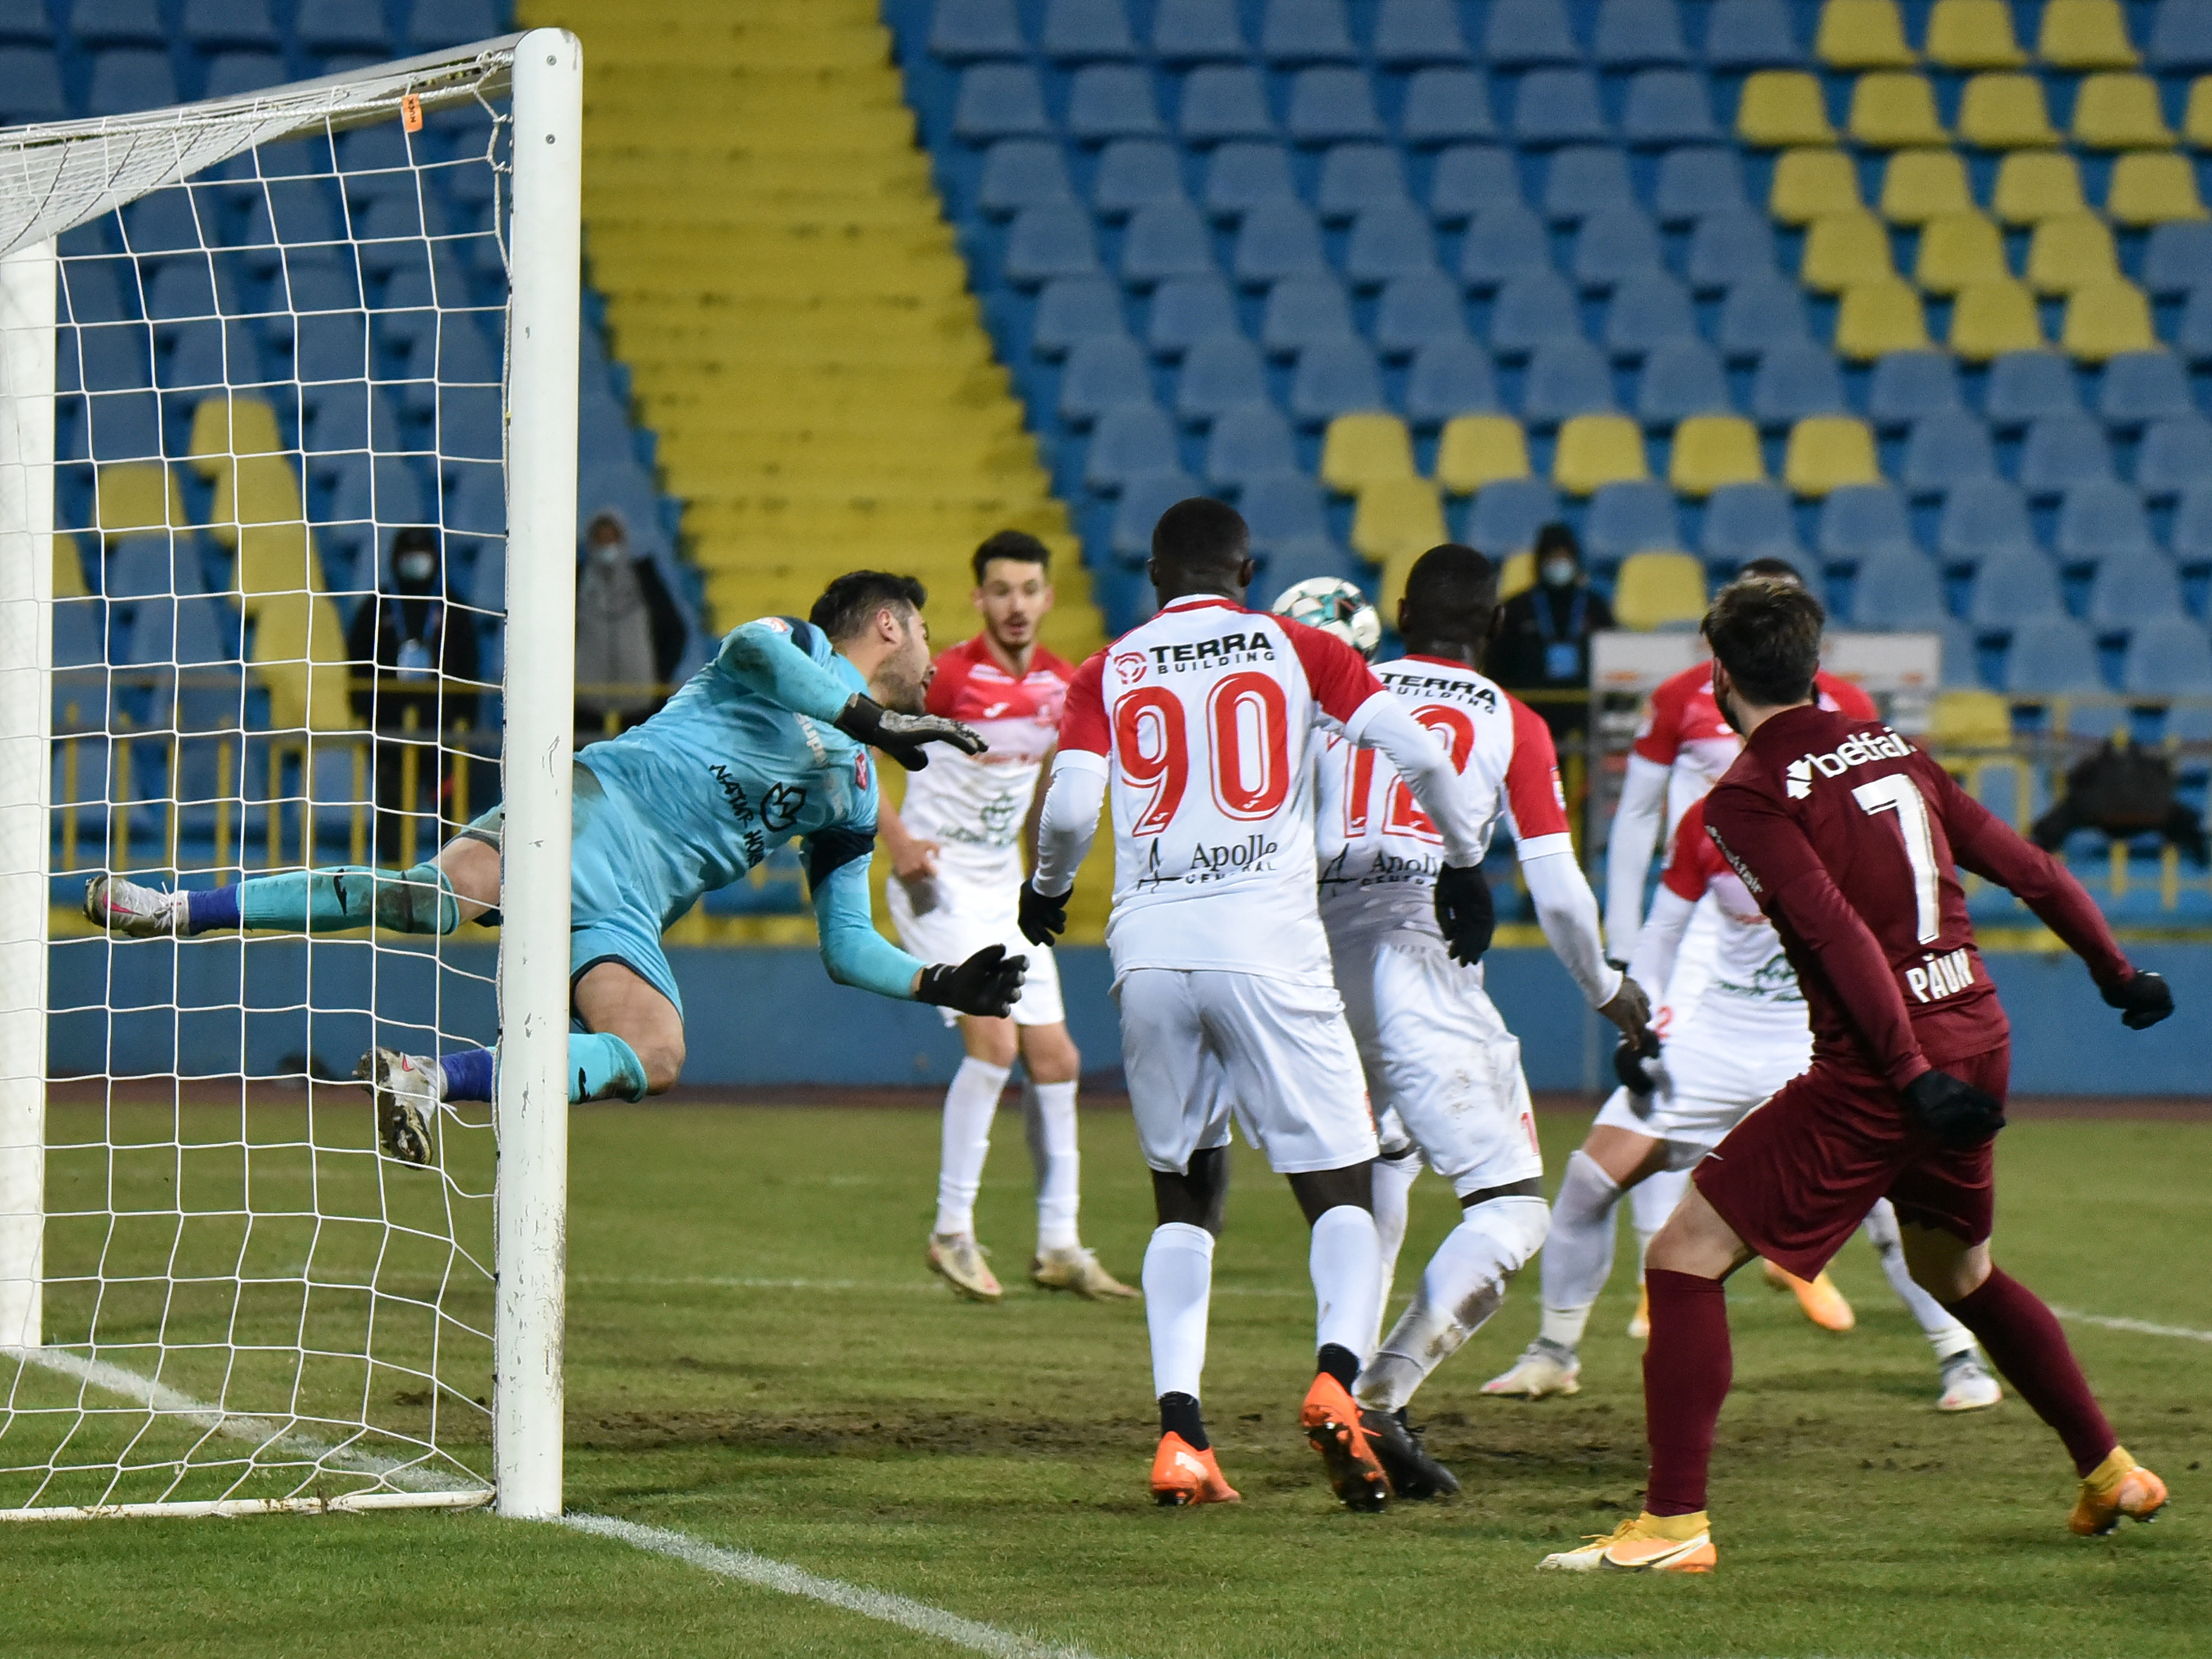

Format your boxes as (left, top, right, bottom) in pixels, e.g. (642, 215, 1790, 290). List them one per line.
(456, 762, 686, 1018)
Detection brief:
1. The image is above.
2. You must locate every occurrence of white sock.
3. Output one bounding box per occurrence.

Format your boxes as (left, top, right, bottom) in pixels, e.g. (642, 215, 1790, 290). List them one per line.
(1026, 1079, 1082, 1252)
(1368, 1149, 1422, 1351)
(1310, 1204, 1382, 1364)
(1536, 1150, 1625, 1352)
(1630, 1165, 1690, 1270)
(1360, 1195, 1551, 1410)
(1863, 1198, 1977, 1359)
(1143, 1222, 1214, 1400)
(933, 1056, 1010, 1238)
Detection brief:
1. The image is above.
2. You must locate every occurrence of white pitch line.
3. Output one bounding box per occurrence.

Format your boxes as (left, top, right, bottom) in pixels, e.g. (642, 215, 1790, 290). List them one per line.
(560, 1512, 1108, 1659)
(2052, 1307, 2212, 1343)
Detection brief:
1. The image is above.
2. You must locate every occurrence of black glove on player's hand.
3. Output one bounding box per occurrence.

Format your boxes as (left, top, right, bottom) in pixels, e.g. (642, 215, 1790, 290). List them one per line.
(1613, 1031, 1661, 1096)
(1433, 861, 1496, 967)
(1903, 1068, 2007, 1149)
(1018, 880, 1069, 948)
(2102, 970, 2174, 1031)
(833, 694, 987, 772)
(917, 944, 1028, 1019)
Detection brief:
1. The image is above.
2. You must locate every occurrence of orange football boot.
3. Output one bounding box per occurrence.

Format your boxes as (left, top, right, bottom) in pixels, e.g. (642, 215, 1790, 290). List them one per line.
(1763, 1260, 1855, 1331)
(2069, 1447, 2168, 1537)
(1301, 1372, 1390, 1512)
(1539, 1511, 1717, 1573)
(1150, 1432, 1239, 1507)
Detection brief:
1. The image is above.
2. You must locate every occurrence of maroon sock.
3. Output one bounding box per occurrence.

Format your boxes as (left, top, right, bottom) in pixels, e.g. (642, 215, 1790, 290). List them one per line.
(1642, 1267, 1733, 1517)
(1945, 1266, 2116, 1476)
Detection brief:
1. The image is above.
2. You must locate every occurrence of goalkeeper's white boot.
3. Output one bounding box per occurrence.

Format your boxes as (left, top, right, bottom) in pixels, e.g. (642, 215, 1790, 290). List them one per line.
(1936, 1349, 2003, 1412)
(927, 1233, 1003, 1303)
(1031, 1245, 1140, 1300)
(356, 1048, 439, 1168)
(1481, 1338, 1582, 1398)
(85, 874, 187, 938)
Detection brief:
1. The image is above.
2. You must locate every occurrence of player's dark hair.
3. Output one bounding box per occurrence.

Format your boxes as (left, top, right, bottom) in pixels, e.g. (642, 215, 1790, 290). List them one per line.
(810, 571, 928, 643)
(1150, 496, 1248, 579)
(971, 529, 1051, 586)
(1703, 577, 1826, 707)
(1736, 554, 1805, 587)
(1399, 543, 1498, 646)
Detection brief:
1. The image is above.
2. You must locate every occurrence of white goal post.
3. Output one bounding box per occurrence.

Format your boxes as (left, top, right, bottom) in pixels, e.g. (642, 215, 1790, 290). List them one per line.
(0, 30, 579, 1521)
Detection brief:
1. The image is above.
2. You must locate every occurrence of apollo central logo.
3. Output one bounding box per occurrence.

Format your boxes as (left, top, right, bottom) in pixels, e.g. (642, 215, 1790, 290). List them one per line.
(1785, 728, 1914, 799)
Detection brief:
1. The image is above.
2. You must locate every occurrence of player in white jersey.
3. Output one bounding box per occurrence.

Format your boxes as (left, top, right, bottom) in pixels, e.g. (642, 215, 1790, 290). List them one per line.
(878, 532, 1135, 1305)
(1018, 500, 1501, 1512)
(1484, 793, 2004, 1412)
(1301, 546, 1654, 1502)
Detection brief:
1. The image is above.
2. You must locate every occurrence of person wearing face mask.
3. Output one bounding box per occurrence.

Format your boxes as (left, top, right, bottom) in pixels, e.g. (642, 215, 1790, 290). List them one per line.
(575, 507, 688, 742)
(1488, 523, 1615, 753)
(346, 526, 481, 860)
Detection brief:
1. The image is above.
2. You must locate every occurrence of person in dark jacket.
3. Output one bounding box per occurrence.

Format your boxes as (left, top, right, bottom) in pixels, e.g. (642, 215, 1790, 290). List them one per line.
(575, 507, 688, 743)
(1489, 522, 1615, 751)
(347, 526, 481, 859)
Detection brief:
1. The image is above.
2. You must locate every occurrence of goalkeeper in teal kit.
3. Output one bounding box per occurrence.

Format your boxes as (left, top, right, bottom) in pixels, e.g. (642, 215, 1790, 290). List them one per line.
(88, 572, 1029, 1163)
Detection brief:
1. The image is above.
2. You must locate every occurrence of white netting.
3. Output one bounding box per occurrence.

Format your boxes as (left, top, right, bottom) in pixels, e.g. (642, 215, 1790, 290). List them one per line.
(0, 42, 527, 1515)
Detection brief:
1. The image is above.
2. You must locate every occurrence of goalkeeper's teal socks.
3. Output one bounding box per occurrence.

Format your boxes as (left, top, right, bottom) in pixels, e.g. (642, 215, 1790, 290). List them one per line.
(189, 866, 459, 935)
(420, 1036, 649, 1105)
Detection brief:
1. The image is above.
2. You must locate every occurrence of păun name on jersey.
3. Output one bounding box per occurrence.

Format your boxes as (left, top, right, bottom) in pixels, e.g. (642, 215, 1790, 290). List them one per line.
(1146, 633, 1277, 673)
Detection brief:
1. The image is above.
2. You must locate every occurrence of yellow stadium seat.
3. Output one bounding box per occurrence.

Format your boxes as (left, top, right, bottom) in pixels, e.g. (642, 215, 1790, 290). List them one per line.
(1835, 276, 1932, 358)
(1927, 0, 2028, 68)
(1992, 150, 2088, 221)
(2073, 72, 2174, 148)
(186, 395, 284, 470)
(1949, 278, 2046, 358)
(1784, 415, 1880, 495)
(1554, 414, 1650, 495)
(53, 530, 88, 599)
(1956, 72, 2062, 146)
(1350, 477, 1447, 563)
(2026, 212, 2120, 293)
(2190, 77, 2212, 147)
(209, 456, 307, 556)
(1668, 414, 1765, 496)
(1772, 147, 1864, 222)
(92, 462, 187, 540)
(1930, 688, 2014, 747)
(1319, 412, 1415, 493)
(1849, 73, 1948, 146)
(1915, 209, 2010, 291)
(1498, 548, 1537, 599)
(2107, 152, 2211, 223)
(2061, 279, 2155, 360)
(1817, 0, 1917, 66)
(246, 592, 355, 733)
(1879, 148, 1972, 221)
(2037, 0, 2138, 69)
(1613, 552, 1709, 631)
(1801, 209, 1896, 290)
(1739, 72, 1838, 147)
(1436, 414, 1529, 494)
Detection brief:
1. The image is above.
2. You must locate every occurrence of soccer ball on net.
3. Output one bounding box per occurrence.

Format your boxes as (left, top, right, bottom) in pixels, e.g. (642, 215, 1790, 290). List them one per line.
(1273, 577, 1382, 660)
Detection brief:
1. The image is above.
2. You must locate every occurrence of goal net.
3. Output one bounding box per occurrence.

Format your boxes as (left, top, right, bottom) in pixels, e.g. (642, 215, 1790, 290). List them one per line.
(0, 32, 580, 1520)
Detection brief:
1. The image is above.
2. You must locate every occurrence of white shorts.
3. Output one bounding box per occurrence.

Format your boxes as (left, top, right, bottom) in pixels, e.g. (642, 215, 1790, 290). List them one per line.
(1652, 894, 1722, 1042)
(1114, 967, 1379, 1175)
(1332, 930, 1545, 1198)
(888, 867, 1066, 1028)
(1593, 990, 1812, 1167)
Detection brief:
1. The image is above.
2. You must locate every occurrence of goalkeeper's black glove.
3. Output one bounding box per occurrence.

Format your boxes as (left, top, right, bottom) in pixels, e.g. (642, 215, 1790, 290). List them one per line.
(2102, 970, 2174, 1031)
(1902, 1068, 2007, 1149)
(832, 693, 987, 772)
(1433, 860, 1496, 967)
(917, 944, 1029, 1019)
(1018, 880, 1069, 948)
(1613, 1030, 1661, 1096)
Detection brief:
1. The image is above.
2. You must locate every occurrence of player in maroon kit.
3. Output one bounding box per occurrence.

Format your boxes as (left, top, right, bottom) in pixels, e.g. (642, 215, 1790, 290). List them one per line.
(1541, 578, 2175, 1573)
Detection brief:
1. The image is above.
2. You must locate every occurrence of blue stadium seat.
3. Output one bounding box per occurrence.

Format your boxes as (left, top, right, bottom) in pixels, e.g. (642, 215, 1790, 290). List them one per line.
(1458, 204, 1553, 290)
(1585, 480, 1680, 561)
(2097, 352, 2194, 428)
(1969, 547, 2066, 629)
(399, 324, 494, 422)
(324, 456, 426, 580)
(1262, 274, 1357, 356)
(2148, 0, 2212, 69)
(2086, 547, 2183, 629)
(2003, 616, 2104, 694)
(1261, 0, 1358, 62)
(982, 141, 1079, 220)
(1253, 537, 1363, 605)
(60, 260, 133, 325)
(1596, 0, 1692, 65)
(1514, 70, 1610, 146)
(1346, 202, 1439, 286)
(1059, 334, 1153, 426)
(182, 0, 276, 48)
(69, 0, 164, 46)
(2056, 480, 2159, 561)
(240, 180, 344, 274)
(1653, 146, 1750, 225)
(1686, 207, 1778, 291)
(1318, 145, 1412, 223)
(1181, 66, 1278, 143)
(1750, 339, 1847, 429)
(1464, 477, 1563, 554)
(2142, 221, 2212, 298)
(1621, 71, 1719, 145)
(291, 308, 368, 387)
(1240, 470, 1332, 547)
(1091, 139, 1183, 219)
(1983, 351, 2081, 428)
(1004, 203, 1102, 285)
(0, 0, 52, 41)
(1488, 271, 1583, 355)
(1849, 546, 1950, 628)
(0, 46, 66, 122)
(1523, 339, 1618, 422)
(1034, 275, 1126, 358)
(1543, 146, 1636, 223)
(1070, 65, 1166, 142)
(2019, 414, 2115, 496)
(1233, 199, 1328, 285)
(2135, 416, 2212, 500)
(1041, 0, 1136, 59)
(1113, 470, 1205, 561)
(1818, 483, 1916, 560)
(2123, 616, 2212, 695)
(1203, 143, 1296, 219)
(1717, 272, 1812, 358)
(1637, 337, 1731, 423)
(1287, 68, 1385, 143)
(104, 532, 199, 598)
(1405, 336, 1501, 421)
(1701, 481, 1804, 563)
(2175, 488, 2212, 563)
(163, 320, 262, 394)
(932, 0, 1026, 59)
(1374, 0, 1471, 65)
(88, 49, 178, 116)
(1704, 0, 1801, 66)
(400, 0, 498, 51)
(1121, 199, 1217, 285)
(1485, 0, 1582, 66)
(304, 384, 403, 474)
(297, 0, 389, 52)
(1401, 69, 1498, 145)
(1290, 338, 1386, 425)
(274, 262, 364, 339)
(1901, 412, 1999, 498)
(1867, 350, 1965, 429)
(1606, 271, 1698, 358)
(1430, 145, 1522, 223)
(1144, 274, 1236, 356)
(1938, 478, 2038, 561)
(1573, 205, 1665, 292)
(2181, 288, 2212, 366)
(1376, 270, 1469, 356)
(1085, 401, 1180, 492)
(1151, 0, 1245, 60)
(1935, 616, 1983, 686)
(1176, 333, 1270, 424)
(954, 66, 1052, 142)
(145, 260, 234, 327)
(1206, 400, 1298, 487)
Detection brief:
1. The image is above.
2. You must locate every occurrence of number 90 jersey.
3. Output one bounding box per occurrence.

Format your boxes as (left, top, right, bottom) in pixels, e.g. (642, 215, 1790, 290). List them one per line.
(1057, 594, 1394, 986)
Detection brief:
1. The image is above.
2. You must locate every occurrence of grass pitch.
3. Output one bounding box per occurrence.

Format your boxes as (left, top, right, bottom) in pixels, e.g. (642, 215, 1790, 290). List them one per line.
(7, 1100, 2208, 1658)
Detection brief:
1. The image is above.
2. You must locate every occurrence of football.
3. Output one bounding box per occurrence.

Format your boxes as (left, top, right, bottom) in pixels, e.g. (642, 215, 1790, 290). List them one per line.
(1271, 576, 1382, 660)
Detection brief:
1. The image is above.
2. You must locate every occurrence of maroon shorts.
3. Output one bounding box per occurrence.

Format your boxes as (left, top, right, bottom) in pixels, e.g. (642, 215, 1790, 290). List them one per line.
(1691, 1045, 2008, 1282)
